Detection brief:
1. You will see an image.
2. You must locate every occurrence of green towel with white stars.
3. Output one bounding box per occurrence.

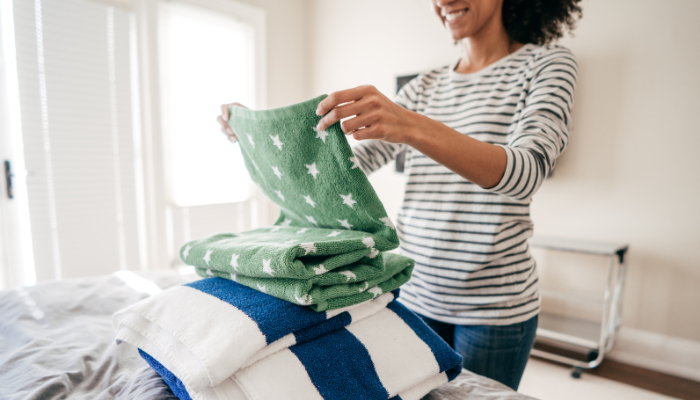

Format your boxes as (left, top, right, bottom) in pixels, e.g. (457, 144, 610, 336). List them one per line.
(180, 94, 414, 311)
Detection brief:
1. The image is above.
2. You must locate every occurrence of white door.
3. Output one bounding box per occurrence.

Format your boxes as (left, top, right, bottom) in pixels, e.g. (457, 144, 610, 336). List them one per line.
(0, 0, 35, 288)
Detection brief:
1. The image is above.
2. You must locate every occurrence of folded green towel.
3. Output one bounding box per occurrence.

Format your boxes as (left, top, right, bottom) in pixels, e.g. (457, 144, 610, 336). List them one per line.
(181, 94, 414, 311)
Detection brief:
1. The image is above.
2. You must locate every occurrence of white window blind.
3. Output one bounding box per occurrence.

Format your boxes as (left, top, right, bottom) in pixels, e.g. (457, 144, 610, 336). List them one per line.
(12, 0, 146, 281)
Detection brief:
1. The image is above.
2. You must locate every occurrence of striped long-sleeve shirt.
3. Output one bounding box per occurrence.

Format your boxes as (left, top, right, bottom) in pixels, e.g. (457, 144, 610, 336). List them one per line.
(352, 44, 577, 325)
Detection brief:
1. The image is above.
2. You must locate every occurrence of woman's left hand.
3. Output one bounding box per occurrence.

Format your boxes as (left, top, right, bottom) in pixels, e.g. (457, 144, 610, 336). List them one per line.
(315, 85, 418, 144)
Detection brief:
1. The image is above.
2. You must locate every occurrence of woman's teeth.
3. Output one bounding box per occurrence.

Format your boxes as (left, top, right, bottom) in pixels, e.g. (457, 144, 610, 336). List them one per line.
(444, 9, 467, 21)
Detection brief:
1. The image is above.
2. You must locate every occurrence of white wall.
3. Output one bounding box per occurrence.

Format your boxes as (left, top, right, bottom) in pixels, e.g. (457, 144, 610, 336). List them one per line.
(235, 0, 311, 108)
(537, 0, 700, 342)
(306, 0, 700, 372)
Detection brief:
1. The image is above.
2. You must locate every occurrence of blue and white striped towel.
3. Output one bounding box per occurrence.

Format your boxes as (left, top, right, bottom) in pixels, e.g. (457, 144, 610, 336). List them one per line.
(141, 300, 463, 400)
(113, 278, 399, 395)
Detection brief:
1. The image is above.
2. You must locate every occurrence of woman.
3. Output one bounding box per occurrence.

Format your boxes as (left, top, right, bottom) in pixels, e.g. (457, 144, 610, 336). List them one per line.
(218, 0, 582, 390)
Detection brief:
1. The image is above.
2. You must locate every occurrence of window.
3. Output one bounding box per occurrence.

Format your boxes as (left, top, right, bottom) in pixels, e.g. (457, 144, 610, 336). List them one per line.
(160, 1, 259, 206)
(0, 0, 268, 287)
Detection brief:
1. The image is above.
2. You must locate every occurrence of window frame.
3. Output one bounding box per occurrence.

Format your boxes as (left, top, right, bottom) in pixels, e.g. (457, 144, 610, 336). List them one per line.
(133, 0, 267, 271)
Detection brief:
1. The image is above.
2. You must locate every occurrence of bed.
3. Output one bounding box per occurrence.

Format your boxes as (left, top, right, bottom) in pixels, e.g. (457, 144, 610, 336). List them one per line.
(0, 271, 536, 400)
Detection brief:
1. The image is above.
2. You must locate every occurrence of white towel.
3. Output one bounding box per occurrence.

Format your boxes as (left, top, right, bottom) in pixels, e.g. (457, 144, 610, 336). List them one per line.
(140, 300, 463, 400)
(113, 278, 398, 395)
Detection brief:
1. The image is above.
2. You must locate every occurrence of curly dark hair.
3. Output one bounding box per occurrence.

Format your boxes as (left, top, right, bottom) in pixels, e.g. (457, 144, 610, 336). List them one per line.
(502, 0, 583, 45)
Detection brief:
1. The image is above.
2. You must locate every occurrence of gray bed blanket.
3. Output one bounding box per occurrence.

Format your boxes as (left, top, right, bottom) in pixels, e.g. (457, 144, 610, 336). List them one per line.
(0, 271, 536, 400)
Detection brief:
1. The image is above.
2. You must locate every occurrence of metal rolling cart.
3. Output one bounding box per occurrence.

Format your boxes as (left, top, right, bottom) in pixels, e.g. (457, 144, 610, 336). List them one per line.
(528, 236, 629, 378)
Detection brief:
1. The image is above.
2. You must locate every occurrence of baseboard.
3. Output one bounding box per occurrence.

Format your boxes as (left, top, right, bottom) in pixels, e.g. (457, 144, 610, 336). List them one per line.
(607, 327, 700, 382)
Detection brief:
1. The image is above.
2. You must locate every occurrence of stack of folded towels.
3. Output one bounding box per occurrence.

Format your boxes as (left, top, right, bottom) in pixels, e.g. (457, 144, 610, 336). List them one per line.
(113, 95, 463, 400)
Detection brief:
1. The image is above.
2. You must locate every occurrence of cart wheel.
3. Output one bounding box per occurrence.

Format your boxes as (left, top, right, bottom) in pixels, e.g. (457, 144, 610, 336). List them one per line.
(571, 367, 583, 379)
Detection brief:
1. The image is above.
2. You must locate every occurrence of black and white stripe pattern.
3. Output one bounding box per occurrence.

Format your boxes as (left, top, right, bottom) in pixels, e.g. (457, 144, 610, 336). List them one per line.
(353, 44, 577, 325)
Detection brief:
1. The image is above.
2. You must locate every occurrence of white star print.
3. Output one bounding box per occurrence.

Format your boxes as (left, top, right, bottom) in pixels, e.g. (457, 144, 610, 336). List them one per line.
(247, 134, 255, 148)
(182, 244, 191, 259)
(362, 237, 375, 248)
(349, 156, 360, 169)
(305, 162, 319, 179)
(339, 270, 356, 282)
(369, 286, 383, 298)
(359, 281, 369, 293)
(379, 217, 395, 229)
(257, 284, 266, 293)
(284, 239, 298, 245)
(206, 269, 214, 276)
(262, 259, 274, 276)
(295, 294, 313, 305)
(296, 228, 310, 234)
(327, 231, 342, 237)
(300, 242, 317, 255)
(338, 219, 353, 230)
(271, 166, 282, 179)
(340, 193, 357, 208)
(270, 134, 284, 151)
(313, 127, 329, 143)
(230, 253, 240, 271)
(251, 160, 259, 170)
(271, 219, 291, 232)
(368, 248, 379, 259)
(230, 273, 236, 281)
(275, 190, 285, 202)
(203, 249, 213, 266)
(306, 215, 318, 226)
(303, 195, 316, 208)
(313, 264, 328, 275)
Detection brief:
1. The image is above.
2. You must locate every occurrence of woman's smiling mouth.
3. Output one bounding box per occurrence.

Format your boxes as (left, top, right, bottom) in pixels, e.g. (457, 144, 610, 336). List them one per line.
(443, 9, 468, 25)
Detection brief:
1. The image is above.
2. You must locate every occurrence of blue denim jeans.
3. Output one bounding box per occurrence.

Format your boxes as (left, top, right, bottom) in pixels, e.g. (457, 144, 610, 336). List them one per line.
(419, 314, 538, 391)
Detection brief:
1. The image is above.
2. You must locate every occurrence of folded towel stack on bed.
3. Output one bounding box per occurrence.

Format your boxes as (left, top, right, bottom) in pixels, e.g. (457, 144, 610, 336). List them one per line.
(113, 95, 463, 399)
(114, 278, 462, 400)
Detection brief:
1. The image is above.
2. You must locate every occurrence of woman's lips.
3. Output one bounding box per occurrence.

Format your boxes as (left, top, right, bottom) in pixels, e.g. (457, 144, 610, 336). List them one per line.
(443, 9, 468, 27)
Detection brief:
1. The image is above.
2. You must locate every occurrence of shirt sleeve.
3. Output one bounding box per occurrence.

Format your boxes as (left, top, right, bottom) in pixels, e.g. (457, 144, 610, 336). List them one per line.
(350, 76, 420, 175)
(489, 47, 578, 202)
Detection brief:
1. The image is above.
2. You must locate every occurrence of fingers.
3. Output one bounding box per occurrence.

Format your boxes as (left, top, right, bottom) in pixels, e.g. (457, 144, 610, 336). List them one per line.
(218, 115, 233, 134)
(340, 112, 378, 134)
(316, 100, 367, 132)
(220, 102, 249, 143)
(219, 102, 248, 127)
(220, 103, 230, 120)
(316, 85, 375, 117)
(352, 126, 378, 141)
(218, 114, 237, 143)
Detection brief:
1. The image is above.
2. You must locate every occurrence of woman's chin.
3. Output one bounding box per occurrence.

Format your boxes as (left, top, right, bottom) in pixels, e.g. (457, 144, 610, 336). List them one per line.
(450, 31, 469, 42)
(446, 25, 472, 42)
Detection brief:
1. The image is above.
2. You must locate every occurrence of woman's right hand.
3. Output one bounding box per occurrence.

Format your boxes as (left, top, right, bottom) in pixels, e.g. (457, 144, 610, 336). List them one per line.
(217, 102, 248, 143)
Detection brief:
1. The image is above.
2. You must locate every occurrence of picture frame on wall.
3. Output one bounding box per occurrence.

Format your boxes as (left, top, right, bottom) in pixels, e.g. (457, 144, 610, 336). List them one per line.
(394, 74, 419, 173)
